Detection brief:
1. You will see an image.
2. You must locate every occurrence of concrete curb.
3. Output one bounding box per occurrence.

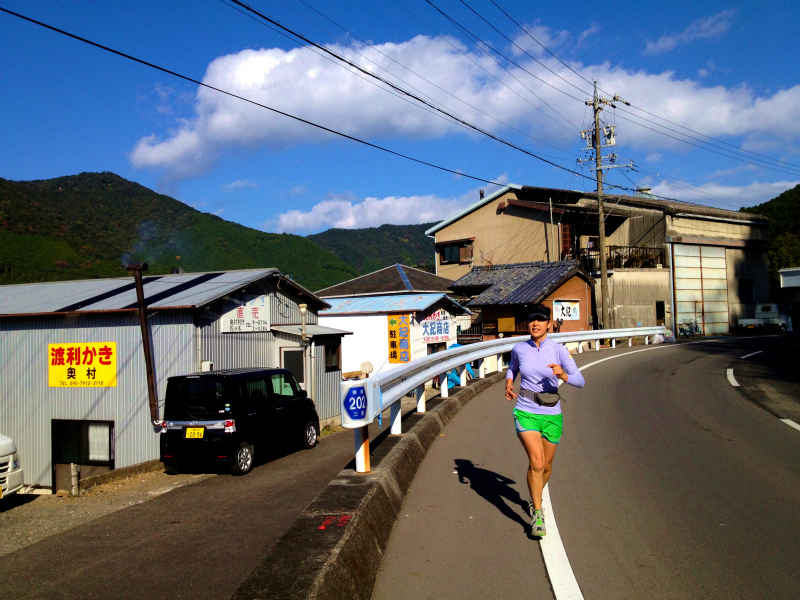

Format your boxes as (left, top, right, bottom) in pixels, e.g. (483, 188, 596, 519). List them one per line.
(232, 371, 507, 600)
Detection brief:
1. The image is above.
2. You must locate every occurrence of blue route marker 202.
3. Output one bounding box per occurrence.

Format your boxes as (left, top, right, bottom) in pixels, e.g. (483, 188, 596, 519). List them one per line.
(343, 385, 367, 421)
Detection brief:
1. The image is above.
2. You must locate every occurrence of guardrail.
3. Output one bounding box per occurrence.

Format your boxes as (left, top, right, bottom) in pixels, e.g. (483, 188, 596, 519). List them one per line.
(340, 326, 666, 472)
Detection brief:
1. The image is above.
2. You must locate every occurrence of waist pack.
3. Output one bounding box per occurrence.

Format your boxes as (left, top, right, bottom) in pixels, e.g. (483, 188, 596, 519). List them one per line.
(519, 389, 561, 407)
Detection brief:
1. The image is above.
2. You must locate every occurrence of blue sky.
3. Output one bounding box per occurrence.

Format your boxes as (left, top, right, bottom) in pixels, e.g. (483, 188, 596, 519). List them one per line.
(2, 1, 799, 234)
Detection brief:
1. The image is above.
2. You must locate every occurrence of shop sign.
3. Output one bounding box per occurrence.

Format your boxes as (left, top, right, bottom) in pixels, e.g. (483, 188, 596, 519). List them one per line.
(388, 314, 411, 363)
(553, 300, 580, 321)
(49, 342, 117, 387)
(421, 309, 455, 343)
(222, 295, 270, 333)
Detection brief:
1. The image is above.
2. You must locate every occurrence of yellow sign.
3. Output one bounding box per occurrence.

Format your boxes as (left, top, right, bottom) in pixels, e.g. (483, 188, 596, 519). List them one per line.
(387, 314, 411, 363)
(48, 342, 117, 387)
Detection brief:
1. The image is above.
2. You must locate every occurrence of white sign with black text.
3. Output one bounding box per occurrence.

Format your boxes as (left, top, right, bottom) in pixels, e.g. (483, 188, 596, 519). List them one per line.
(221, 295, 271, 333)
(553, 300, 580, 321)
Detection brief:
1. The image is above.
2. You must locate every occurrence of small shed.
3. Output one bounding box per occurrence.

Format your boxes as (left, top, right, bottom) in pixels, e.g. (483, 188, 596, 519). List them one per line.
(449, 261, 594, 339)
(318, 293, 471, 375)
(0, 268, 349, 490)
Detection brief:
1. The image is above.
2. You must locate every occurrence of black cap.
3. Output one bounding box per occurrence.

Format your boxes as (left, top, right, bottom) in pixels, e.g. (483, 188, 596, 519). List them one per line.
(526, 305, 551, 321)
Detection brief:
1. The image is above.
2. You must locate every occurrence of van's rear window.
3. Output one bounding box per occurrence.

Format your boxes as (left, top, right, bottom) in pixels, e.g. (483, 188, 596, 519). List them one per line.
(165, 379, 231, 420)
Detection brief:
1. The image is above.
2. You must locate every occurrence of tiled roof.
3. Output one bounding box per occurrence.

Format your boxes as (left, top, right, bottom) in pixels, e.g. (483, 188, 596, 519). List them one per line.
(315, 264, 453, 297)
(449, 261, 592, 306)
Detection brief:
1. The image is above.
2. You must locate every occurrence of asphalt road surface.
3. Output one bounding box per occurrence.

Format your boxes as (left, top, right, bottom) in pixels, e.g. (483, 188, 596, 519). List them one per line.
(373, 335, 800, 600)
(0, 430, 361, 600)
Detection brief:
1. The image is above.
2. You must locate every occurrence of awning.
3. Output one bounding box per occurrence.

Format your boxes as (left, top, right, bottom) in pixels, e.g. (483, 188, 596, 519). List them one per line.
(271, 324, 352, 338)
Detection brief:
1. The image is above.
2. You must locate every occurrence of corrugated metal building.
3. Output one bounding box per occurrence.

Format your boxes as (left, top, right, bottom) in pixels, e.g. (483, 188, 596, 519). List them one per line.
(0, 269, 349, 490)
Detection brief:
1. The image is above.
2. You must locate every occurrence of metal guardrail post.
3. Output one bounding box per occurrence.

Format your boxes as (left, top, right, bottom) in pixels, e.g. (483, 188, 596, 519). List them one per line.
(612, 338, 616, 348)
(595, 339, 600, 351)
(478, 358, 485, 379)
(459, 364, 467, 386)
(440, 371, 449, 398)
(390, 402, 402, 435)
(416, 384, 426, 413)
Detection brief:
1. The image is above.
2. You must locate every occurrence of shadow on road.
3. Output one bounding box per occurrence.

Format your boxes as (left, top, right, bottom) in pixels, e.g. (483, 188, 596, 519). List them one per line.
(454, 459, 529, 532)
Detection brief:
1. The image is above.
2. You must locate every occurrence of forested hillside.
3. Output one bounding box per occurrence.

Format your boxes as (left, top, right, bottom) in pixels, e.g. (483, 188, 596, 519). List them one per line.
(308, 222, 436, 274)
(741, 183, 800, 283)
(0, 172, 359, 291)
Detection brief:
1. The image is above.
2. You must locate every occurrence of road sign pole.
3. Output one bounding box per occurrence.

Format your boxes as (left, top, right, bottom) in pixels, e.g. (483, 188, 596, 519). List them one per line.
(354, 426, 370, 473)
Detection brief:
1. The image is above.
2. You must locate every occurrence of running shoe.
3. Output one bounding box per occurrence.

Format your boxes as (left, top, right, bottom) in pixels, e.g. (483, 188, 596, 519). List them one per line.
(527, 499, 534, 518)
(532, 508, 546, 536)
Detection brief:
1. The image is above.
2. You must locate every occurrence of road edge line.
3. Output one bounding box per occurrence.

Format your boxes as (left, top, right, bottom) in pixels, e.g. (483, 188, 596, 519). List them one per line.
(542, 484, 585, 600)
(780, 419, 800, 432)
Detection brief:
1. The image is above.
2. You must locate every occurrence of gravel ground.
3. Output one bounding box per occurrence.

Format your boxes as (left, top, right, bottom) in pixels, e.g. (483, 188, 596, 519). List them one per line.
(0, 470, 213, 558)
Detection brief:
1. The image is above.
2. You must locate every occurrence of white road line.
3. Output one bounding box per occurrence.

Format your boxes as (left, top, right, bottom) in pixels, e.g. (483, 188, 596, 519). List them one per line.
(541, 484, 584, 600)
(740, 351, 763, 359)
(780, 419, 800, 433)
(727, 369, 740, 387)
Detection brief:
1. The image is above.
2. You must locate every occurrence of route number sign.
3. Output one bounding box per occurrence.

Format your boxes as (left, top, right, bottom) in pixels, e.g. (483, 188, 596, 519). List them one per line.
(344, 386, 367, 421)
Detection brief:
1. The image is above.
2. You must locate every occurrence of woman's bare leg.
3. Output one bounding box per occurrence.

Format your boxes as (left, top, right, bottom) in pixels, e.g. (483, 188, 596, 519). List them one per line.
(518, 431, 558, 510)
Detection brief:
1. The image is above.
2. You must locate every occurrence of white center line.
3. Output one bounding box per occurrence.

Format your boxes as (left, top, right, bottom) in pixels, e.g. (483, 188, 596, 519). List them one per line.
(780, 419, 800, 433)
(740, 350, 763, 359)
(541, 484, 584, 600)
(727, 369, 740, 387)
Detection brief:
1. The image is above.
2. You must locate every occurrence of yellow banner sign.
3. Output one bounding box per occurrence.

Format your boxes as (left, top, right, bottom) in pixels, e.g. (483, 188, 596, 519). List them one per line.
(49, 342, 117, 387)
(387, 314, 411, 363)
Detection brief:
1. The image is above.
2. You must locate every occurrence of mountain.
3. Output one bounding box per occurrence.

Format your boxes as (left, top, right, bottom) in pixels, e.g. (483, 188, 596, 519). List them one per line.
(741, 183, 800, 284)
(0, 172, 359, 291)
(308, 222, 436, 274)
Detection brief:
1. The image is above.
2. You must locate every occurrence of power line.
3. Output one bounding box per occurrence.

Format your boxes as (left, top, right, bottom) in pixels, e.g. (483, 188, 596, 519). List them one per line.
(0, 6, 597, 191)
(484, 1, 800, 175)
(281, 0, 573, 157)
(459, 0, 590, 97)
(423, 0, 582, 131)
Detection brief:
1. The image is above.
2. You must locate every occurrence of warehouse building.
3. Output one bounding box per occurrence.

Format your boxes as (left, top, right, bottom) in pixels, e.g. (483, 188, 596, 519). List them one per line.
(0, 268, 348, 491)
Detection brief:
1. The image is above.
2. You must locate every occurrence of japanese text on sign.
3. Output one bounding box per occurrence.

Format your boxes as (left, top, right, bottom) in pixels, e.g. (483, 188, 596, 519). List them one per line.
(421, 309, 454, 343)
(388, 314, 411, 363)
(553, 300, 580, 321)
(221, 295, 270, 333)
(49, 342, 117, 387)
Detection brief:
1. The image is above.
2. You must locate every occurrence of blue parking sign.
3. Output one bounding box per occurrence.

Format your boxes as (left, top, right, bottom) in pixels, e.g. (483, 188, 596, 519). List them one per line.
(344, 386, 367, 421)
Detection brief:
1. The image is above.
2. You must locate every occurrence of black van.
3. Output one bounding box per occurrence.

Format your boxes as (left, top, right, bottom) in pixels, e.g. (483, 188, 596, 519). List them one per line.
(160, 368, 320, 475)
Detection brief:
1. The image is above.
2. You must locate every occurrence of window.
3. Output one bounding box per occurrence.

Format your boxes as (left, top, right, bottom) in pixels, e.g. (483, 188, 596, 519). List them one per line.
(439, 243, 473, 264)
(270, 373, 299, 397)
(739, 279, 754, 304)
(324, 342, 341, 372)
(52, 420, 114, 467)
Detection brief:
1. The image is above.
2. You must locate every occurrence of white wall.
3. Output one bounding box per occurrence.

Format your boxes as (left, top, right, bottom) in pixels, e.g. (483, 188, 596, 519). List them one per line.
(319, 314, 392, 374)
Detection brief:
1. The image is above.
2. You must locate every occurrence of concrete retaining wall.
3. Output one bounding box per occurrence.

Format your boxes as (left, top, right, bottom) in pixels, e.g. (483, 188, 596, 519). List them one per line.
(232, 371, 506, 600)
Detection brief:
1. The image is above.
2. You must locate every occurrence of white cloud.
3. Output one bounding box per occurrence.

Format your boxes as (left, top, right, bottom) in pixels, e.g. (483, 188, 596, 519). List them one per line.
(130, 32, 800, 182)
(645, 152, 662, 162)
(267, 179, 508, 234)
(510, 23, 570, 57)
(649, 179, 800, 210)
(644, 10, 736, 55)
(577, 24, 601, 47)
(222, 179, 257, 192)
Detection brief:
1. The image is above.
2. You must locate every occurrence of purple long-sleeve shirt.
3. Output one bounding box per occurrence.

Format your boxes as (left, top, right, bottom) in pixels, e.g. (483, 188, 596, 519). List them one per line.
(506, 336, 585, 415)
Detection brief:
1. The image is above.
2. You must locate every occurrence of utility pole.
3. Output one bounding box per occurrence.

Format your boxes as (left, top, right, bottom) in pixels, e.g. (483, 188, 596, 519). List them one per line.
(580, 82, 632, 330)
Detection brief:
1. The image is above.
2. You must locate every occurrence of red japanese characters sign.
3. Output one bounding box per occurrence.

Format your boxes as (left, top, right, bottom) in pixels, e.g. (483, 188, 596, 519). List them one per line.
(48, 342, 117, 387)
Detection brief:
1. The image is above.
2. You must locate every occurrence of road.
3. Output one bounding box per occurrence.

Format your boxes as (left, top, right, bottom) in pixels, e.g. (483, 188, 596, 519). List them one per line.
(0, 428, 362, 600)
(373, 335, 800, 600)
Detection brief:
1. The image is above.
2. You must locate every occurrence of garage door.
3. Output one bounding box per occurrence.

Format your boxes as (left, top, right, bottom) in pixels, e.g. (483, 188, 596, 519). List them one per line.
(673, 244, 729, 335)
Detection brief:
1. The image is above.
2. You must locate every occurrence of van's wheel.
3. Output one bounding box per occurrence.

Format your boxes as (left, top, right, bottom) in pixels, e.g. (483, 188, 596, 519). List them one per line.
(301, 421, 318, 449)
(781, 323, 788, 332)
(230, 443, 254, 475)
(164, 462, 179, 476)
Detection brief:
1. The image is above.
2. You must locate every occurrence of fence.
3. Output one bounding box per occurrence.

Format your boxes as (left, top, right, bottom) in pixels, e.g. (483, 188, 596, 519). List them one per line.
(341, 326, 666, 472)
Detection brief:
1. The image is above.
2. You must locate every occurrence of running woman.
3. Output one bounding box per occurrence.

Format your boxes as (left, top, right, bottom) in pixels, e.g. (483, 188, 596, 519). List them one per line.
(505, 304, 585, 536)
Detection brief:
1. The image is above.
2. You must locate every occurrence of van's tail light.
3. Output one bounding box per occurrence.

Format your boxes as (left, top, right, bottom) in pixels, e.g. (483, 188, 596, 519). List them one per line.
(160, 421, 167, 433)
(224, 419, 236, 433)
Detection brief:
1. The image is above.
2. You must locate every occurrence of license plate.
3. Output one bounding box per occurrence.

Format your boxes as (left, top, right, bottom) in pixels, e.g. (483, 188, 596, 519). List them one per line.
(185, 427, 204, 439)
